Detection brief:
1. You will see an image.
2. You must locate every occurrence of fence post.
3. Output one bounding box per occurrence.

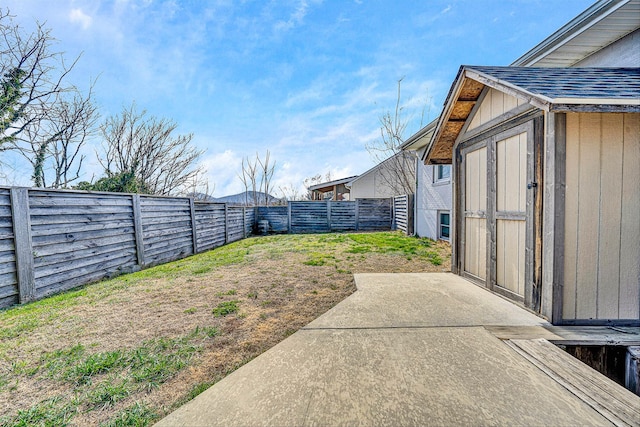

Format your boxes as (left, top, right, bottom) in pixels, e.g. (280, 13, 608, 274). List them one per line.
(407, 194, 415, 236)
(390, 198, 394, 230)
(326, 200, 331, 231)
(287, 202, 292, 233)
(189, 198, 198, 254)
(355, 199, 360, 231)
(132, 194, 145, 267)
(224, 203, 229, 244)
(10, 188, 36, 303)
(243, 207, 247, 238)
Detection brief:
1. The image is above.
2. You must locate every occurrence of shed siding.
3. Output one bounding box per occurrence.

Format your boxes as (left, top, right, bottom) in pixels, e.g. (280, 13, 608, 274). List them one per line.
(468, 88, 525, 130)
(563, 112, 640, 321)
(464, 147, 487, 279)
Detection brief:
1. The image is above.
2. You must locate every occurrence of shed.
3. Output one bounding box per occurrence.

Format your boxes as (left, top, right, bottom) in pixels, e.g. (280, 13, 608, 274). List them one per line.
(423, 65, 639, 325)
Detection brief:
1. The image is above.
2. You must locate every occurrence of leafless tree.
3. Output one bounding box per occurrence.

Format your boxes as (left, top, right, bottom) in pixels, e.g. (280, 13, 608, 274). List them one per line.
(365, 78, 431, 196)
(278, 183, 301, 202)
(98, 103, 203, 196)
(14, 86, 98, 187)
(238, 150, 276, 206)
(0, 9, 79, 154)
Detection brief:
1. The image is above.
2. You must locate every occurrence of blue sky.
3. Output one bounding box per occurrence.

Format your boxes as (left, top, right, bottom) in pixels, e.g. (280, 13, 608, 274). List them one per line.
(2, 0, 593, 196)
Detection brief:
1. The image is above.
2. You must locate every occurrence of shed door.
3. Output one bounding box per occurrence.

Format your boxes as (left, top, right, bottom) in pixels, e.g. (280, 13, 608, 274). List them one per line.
(463, 146, 487, 281)
(495, 132, 527, 297)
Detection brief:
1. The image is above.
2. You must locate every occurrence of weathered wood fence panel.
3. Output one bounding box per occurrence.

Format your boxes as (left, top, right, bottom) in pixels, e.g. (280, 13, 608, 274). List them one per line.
(194, 203, 226, 252)
(256, 199, 394, 234)
(0, 189, 18, 308)
(227, 207, 246, 243)
(140, 196, 194, 267)
(393, 194, 414, 235)
(30, 191, 138, 300)
(255, 206, 288, 233)
(244, 208, 255, 237)
(358, 199, 393, 231)
(290, 201, 330, 233)
(330, 202, 356, 232)
(0, 187, 264, 310)
(2, 186, 407, 309)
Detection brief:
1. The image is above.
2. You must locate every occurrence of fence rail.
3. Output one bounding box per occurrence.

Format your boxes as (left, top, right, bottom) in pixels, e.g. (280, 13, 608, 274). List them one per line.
(255, 199, 394, 234)
(0, 186, 411, 309)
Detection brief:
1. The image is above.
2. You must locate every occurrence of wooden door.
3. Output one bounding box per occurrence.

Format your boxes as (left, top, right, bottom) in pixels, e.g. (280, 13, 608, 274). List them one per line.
(463, 146, 487, 281)
(494, 132, 528, 298)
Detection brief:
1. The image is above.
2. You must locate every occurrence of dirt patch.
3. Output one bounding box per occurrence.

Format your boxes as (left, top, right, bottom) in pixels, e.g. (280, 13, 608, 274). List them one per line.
(0, 233, 450, 426)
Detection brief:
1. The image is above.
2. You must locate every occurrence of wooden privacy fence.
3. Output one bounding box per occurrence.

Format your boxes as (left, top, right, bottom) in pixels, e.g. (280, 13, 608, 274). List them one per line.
(1, 188, 409, 309)
(393, 194, 414, 235)
(0, 187, 253, 309)
(255, 198, 398, 234)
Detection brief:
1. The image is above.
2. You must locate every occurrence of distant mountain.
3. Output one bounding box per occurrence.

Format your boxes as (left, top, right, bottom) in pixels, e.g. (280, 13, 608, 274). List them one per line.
(190, 191, 283, 206)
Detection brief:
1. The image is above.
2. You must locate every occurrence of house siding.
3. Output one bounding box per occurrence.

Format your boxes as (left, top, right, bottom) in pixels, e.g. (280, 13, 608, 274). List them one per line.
(415, 164, 452, 240)
(562, 112, 640, 321)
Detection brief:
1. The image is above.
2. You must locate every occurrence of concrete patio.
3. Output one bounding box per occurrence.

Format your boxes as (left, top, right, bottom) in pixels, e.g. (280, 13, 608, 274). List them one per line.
(156, 273, 639, 427)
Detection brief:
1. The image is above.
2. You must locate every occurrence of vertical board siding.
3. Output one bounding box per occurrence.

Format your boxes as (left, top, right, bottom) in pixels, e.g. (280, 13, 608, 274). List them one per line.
(0, 189, 18, 307)
(29, 191, 138, 299)
(464, 147, 487, 280)
(468, 88, 526, 130)
(495, 133, 527, 297)
(194, 203, 226, 252)
(140, 196, 194, 266)
(619, 113, 640, 320)
(563, 113, 640, 321)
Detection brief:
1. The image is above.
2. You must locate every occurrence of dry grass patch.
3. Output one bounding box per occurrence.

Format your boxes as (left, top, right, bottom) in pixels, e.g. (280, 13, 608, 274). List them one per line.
(0, 232, 450, 426)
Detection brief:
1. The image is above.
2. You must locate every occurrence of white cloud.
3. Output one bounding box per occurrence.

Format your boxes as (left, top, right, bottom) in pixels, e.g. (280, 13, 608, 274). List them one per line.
(69, 8, 92, 30)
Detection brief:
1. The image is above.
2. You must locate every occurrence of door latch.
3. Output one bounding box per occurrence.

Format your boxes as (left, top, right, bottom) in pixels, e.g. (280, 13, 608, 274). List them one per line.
(527, 182, 538, 189)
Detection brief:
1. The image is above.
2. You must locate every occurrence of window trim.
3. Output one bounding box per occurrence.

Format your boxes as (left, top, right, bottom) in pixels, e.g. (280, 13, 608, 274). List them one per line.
(438, 210, 451, 241)
(434, 165, 451, 185)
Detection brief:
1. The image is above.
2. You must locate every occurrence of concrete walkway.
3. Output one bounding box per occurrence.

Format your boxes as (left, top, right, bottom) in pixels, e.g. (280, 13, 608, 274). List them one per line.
(155, 273, 619, 426)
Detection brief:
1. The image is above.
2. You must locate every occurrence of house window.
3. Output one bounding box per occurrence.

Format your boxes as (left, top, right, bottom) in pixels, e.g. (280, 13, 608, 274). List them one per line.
(435, 165, 451, 182)
(439, 211, 450, 240)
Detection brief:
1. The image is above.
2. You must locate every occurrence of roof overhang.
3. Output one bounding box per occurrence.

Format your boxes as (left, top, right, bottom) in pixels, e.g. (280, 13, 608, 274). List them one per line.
(308, 176, 358, 192)
(400, 119, 437, 151)
(512, 0, 640, 67)
(423, 66, 640, 165)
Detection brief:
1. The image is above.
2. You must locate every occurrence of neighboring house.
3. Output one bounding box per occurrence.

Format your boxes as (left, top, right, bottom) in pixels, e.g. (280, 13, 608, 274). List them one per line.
(422, 0, 639, 325)
(308, 176, 357, 201)
(401, 121, 452, 241)
(346, 151, 415, 199)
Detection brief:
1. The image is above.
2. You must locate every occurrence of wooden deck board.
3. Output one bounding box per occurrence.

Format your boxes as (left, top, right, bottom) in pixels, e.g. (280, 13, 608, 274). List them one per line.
(507, 338, 640, 427)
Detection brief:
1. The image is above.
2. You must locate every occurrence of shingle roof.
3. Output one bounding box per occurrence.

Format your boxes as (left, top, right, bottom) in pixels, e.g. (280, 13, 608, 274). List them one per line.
(467, 66, 640, 102)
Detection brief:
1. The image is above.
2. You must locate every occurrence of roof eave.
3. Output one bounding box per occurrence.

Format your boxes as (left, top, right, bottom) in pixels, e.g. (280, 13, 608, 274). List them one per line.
(511, 0, 630, 67)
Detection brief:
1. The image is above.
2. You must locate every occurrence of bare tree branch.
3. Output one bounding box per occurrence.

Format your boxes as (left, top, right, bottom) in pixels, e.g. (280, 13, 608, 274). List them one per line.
(98, 103, 203, 196)
(365, 78, 431, 196)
